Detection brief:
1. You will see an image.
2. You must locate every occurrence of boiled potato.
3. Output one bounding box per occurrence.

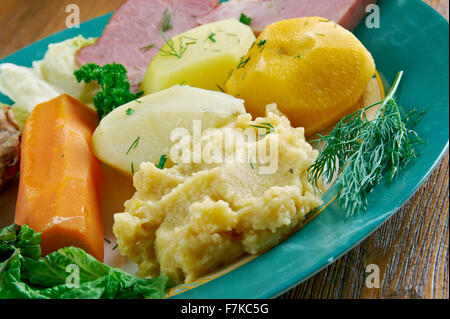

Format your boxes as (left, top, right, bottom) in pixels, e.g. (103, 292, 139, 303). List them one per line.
(142, 19, 256, 95)
(225, 17, 375, 135)
(92, 85, 246, 175)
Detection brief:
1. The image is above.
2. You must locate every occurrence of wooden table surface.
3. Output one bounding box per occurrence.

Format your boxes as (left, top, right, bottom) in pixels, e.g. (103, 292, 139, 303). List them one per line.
(0, 0, 448, 299)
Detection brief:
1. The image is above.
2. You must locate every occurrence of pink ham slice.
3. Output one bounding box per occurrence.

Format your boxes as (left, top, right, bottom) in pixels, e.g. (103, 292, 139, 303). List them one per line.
(198, 0, 377, 34)
(76, 0, 219, 91)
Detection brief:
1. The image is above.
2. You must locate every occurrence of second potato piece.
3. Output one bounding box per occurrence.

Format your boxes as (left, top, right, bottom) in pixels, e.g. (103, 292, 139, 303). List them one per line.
(141, 19, 256, 95)
(92, 85, 246, 175)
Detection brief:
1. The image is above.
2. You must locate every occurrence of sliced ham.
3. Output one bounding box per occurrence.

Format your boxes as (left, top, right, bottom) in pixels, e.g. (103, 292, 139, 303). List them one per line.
(76, 0, 219, 90)
(198, 0, 377, 34)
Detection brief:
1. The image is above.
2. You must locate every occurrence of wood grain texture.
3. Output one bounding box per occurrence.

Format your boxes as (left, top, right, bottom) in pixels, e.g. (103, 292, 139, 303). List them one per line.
(0, 0, 448, 299)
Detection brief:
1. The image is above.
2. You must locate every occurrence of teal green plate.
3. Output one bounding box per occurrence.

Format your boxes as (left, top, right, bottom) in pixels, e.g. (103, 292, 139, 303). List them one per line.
(1, 0, 448, 299)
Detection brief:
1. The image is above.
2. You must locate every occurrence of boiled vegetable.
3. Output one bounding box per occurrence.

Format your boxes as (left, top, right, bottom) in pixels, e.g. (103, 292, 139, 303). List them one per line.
(141, 19, 256, 94)
(92, 85, 246, 175)
(225, 17, 375, 135)
(15, 94, 104, 261)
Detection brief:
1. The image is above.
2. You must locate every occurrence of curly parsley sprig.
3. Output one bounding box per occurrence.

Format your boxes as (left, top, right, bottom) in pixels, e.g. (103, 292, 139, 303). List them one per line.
(308, 71, 425, 217)
(74, 63, 143, 119)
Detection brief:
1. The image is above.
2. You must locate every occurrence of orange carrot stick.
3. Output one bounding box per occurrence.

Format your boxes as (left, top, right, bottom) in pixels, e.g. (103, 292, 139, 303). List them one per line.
(15, 94, 104, 261)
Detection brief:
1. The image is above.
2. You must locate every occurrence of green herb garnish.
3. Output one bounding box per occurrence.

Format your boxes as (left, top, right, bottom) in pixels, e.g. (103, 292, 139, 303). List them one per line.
(258, 39, 266, 52)
(216, 84, 225, 92)
(250, 122, 274, 135)
(237, 56, 250, 69)
(126, 108, 135, 116)
(139, 43, 156, 52)
(159, 8, 173, 32)
(159, 31, 196, 58)
(74, 63, 142, 118)
(126, 137, 140, 155)
(0, 224, 170, 299)
(156, 154, 168, 169)
(208, 32, 216, 43)
(308, 71, 425, 217)
(239, 13, 252, 25)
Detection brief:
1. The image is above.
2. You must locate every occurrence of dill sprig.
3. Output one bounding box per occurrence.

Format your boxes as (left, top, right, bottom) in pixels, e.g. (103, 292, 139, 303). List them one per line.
(159, 8, 173, 32)
(308, 71, 425, 217)
(159, 30, 196, 58)
(139, 43, 156, 53)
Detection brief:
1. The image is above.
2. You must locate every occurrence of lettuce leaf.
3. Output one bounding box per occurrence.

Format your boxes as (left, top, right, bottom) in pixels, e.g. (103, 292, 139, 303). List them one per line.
(0, 224, 169, 299)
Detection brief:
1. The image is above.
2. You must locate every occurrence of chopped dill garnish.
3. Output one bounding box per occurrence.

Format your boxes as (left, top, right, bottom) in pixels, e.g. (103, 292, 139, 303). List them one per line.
(159, 33, 197, 58)
(216, 84, 225, 92)
(257, 39, 266, 52)
(279, 48, 283, 55)
(237, 56, 250, 69)
(158, 17, 196, 59)
(139, 43, 156, 52)
(258, 39, 266, 47)
(239, 13, 252, 25)
(156, 154, 168, 169)
(208, 32, 216, 43)
(250, 159, 254, 169)
(112, 244, 118, 251)
(159, 8, 173, 32)
(297, 53, 301, 59)
(316, 33, 325, 36)
(308, 71, 425, 217)
(104, 238, 111, 244)
(126, 107, 134, 116)
(131, 162, 135, 173)
(250, 122, 274, 135)
(135, 100, 142, 104)
(126, 137, 140, 155)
